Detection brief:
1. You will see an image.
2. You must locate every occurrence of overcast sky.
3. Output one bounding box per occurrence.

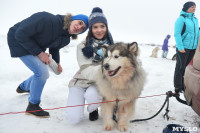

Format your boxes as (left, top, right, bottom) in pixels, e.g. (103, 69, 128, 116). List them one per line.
(1, 0, 200, 45)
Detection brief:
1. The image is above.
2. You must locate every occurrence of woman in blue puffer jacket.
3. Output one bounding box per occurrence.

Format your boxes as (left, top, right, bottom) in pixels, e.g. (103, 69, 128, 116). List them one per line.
(174, 1, 200, 93)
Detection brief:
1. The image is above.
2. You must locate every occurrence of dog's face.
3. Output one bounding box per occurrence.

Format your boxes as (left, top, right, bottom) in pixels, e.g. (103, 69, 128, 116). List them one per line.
(155, 47, 160, 51)
(102, 42, 138, 78)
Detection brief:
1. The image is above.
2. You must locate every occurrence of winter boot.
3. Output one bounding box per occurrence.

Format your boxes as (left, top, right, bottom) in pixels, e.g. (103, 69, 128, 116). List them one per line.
(26, 102, 50, 118)
(175, 87, 184, 93)
(89, 109, 99, 121)
(16, 86, 30, 93)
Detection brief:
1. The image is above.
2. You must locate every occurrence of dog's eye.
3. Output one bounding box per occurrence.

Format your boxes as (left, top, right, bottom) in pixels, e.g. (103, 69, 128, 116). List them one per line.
(114, 55, 119, 58)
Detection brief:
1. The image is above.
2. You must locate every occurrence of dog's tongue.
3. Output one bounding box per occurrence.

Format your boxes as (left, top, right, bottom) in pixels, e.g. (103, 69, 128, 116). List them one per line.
(108, 71, 114, 76)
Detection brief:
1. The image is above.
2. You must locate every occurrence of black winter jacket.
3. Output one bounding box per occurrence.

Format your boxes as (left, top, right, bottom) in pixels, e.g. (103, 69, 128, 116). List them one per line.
(7, 11, 72, 63)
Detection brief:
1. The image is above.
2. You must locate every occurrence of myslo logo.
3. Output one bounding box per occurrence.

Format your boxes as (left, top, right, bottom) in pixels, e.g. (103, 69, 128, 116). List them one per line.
(172, 126, 198, 132)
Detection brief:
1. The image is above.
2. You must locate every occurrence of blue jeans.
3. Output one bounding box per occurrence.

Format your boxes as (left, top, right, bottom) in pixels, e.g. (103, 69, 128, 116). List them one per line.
(19, 55, 49, 104)
(162, 50, 168, 58)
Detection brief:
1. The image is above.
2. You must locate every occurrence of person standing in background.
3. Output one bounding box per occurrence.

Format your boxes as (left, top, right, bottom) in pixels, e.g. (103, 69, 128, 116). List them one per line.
(174, 1, 200, 93)
(162, 34, 171, 58)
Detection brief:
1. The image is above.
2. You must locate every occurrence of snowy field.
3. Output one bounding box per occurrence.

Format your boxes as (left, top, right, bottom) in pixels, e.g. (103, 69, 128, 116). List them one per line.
(0, 37, 199, 133)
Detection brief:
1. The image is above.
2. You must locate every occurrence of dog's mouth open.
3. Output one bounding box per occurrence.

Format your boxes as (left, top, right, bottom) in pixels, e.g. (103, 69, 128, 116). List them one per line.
(107, 66, 121, 77)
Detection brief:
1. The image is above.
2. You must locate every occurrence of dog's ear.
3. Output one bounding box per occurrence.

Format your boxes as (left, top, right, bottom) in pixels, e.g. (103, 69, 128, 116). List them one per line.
(102, 44, 109, 56)
(128, 42, 139, 56)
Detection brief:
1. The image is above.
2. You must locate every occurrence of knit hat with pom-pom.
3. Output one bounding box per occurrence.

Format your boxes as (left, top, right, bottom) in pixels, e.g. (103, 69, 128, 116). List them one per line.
(88, 7, 107, 28)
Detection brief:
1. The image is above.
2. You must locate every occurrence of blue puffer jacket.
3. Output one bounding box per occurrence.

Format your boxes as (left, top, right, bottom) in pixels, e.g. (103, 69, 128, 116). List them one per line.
(7, 11, 72, 63)
(174, 11, 200, 51)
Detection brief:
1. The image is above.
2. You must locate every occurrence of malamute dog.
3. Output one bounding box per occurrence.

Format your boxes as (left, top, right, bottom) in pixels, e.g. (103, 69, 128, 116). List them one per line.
(98, 42, 146, 131)
(82, 42, 146, 131)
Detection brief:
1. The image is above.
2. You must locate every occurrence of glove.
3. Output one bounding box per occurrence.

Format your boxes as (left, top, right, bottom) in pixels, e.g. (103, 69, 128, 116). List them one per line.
(97, 48, 103, 58)
(93, 48, 103, 62)
(82, 45, 94, 58)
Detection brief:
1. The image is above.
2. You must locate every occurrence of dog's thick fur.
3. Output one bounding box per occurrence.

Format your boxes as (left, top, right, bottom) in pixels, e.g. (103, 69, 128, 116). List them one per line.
(81, 42, 146, 131)
(99, 42, 146, 131)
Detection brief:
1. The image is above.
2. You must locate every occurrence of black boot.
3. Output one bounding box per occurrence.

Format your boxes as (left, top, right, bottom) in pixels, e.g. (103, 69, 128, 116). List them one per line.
(89, 109, 99, 121)
(16, 86, 30, 93)
(26, 102, 50, 118)
(175, 87, 184, 93)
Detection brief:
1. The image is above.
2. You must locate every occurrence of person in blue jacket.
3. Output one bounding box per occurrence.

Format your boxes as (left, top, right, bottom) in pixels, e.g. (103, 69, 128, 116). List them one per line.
(7, 11, 88, 117)
(174, 1, 200, 93)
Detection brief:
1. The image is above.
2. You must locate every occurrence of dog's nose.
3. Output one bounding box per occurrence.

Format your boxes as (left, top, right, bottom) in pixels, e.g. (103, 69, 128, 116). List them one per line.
(103, 63, 109, 70)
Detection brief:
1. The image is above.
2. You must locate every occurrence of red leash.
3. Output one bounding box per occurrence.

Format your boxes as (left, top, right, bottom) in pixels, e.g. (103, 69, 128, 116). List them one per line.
(0, 93, 167, 116)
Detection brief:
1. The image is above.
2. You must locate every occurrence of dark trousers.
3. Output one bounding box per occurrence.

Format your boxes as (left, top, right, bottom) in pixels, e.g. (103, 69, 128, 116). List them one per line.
(174, 49, 196, 90)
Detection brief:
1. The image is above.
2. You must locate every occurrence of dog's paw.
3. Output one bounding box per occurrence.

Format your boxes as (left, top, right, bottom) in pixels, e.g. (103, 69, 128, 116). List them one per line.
(103, 119, 114, 131)
(118, 124, 128, 132)
(104, 121, 114, 131)
(104, 124, 114, 131)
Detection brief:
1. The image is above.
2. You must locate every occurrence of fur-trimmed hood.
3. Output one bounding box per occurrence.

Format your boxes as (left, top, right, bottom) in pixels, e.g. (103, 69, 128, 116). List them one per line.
(63, 13, 77, 40)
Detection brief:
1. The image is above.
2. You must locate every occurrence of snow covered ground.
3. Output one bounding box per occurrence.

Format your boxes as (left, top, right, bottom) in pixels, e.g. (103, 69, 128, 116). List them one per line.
(0, 37, 199, 133)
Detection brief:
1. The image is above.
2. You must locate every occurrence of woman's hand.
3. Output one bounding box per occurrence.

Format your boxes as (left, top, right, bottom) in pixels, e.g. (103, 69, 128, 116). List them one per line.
(57, 64, 63, 73)
(38, 52, 51, 64)
(179, 49, 186, 53)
